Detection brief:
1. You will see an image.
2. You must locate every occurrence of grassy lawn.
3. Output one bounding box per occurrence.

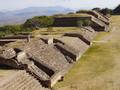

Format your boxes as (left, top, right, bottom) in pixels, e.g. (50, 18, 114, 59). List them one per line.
(53, 16, 120, 90)
(31, 27, 80, 36)
(93, 32, 109, 41)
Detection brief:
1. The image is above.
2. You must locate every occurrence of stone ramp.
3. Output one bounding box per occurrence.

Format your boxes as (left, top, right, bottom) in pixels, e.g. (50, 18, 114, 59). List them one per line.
(0, 70, 50, 90)
(16, 51, 50, 81)
(82, 10, 109, 25)
(54, 36, 89, 61)
(0, 48, 50, 82)
(64, 27, 97, 45)
(54, 43, 77, 62)
(19, 39, 70, 72)
(92, 10, 109, 25)
(90, 15, 109, 32)
(80, 27, 97, 42)
(16, 39, 71, 87)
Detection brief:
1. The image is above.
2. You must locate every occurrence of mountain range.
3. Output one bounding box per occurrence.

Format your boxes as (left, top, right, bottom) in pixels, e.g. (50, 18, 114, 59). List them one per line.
(0, 6, 73, 26)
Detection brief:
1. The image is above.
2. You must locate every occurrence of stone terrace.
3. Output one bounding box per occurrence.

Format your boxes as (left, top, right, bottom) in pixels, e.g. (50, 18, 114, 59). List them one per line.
(54, 36, 89, 61)
(19, 39, 70, 72)
(64, 27, 97, 45)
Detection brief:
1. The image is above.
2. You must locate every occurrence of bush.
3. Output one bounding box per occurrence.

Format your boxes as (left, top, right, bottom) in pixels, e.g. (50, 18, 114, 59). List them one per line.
(77, 19, 91, 27)
(76, 10, 89, 13)
(23, 16, 54, 29)
(100, 8, 113, 15)
(47, 27, 53, 32)
(113, 4, 120, 15)
(92, 8, 101, 12)
(0, 25, 33, 37)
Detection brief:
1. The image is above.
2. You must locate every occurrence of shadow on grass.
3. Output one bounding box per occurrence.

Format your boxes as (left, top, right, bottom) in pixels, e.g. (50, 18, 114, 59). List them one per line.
(0, 64, 15, 70)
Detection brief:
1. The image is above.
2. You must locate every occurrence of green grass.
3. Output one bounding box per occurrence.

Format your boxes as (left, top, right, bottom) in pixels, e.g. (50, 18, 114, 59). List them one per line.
(32, 27, 80, 36)
(93, 32, 109, 41)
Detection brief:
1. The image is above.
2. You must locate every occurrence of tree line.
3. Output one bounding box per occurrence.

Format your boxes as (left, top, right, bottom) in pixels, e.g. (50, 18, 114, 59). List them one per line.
(91, 4, 120, 15)
(0, 16, 54, 37)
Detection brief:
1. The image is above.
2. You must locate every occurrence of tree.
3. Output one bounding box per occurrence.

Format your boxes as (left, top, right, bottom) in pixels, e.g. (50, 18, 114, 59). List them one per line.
(0, 25, 32, 37)
(76, 10, 89, 13)
(113, 4, 120, 15)
(77, 19, 91, 27)
(100, 8, 113, 15)
(23, 16, 54, 29)
(92, 7, 101, 12)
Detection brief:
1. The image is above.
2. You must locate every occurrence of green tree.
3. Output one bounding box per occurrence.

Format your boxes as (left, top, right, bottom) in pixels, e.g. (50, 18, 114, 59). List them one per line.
(77, 19, 91, 27)
(0, 25, 33, 37)
(100, 8, 113, 15)
(23, 16, 54, 29)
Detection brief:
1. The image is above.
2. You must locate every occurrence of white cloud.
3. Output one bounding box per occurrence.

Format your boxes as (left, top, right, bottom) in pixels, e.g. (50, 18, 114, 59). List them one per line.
(0, 0, 120, 11)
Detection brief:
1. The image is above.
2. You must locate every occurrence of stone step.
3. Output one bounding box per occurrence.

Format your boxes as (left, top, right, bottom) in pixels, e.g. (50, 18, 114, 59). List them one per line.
(3, 72, 32, 90)
(0, 71, 28, 89)
(28, 65, 50, 81)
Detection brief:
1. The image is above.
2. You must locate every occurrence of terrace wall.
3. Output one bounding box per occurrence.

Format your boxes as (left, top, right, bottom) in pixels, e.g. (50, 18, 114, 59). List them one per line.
(53, 17, 91, 27)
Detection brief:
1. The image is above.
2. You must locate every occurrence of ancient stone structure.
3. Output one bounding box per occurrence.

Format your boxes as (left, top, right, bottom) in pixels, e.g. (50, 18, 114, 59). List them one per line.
(54, 36, 89, 61)
(63, 26, 97, 45)
(0, 10, 110, 90)
(53, 10, 109, 32)
(0, 35, 33, 46)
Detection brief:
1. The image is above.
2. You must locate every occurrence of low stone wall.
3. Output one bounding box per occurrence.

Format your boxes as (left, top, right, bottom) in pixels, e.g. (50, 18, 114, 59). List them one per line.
(53, 17, 92, 27)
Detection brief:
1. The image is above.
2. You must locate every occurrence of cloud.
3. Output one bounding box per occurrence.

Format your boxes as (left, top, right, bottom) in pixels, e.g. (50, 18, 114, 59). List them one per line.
(0, 0, 120, 11)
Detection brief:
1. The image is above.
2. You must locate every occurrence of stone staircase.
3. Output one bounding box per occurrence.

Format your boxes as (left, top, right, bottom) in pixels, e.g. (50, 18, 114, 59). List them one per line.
(0, 70, 50, 90)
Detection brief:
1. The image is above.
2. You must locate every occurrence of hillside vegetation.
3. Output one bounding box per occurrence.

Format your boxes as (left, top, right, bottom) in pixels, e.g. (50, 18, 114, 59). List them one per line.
(0, 15, 90, 37)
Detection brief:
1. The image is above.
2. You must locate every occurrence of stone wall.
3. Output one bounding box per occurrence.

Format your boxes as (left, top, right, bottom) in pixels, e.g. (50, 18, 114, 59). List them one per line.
(53, 11, 110, 32)
(53, 17, 91, 27)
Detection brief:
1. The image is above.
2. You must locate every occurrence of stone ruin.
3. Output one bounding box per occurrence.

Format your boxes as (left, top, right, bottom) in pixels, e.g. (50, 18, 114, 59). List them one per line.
(0, 10, 110, 90)
(53, 10, 109, 32)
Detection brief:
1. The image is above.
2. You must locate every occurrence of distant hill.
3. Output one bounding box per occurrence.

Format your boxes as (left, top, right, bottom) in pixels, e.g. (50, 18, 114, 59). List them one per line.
(113, 4, 120, 15)
(0, 6, 73, 26)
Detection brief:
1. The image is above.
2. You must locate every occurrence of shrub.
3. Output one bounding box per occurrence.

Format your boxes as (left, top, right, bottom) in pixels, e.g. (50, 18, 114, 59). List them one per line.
(47, 27, 53, 32)
(76, 10, 89, 13)
(92, 8, 101, 12)
(113, 4, 120, 15)
(77, 19, 91, 27)
(100, 8, 113, 15)
(23, 16, 54, 29)
(0, 25, 33, 37)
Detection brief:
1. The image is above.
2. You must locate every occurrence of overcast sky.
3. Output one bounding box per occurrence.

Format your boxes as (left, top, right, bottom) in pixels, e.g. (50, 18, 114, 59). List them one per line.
(0, 0, 120, 11)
